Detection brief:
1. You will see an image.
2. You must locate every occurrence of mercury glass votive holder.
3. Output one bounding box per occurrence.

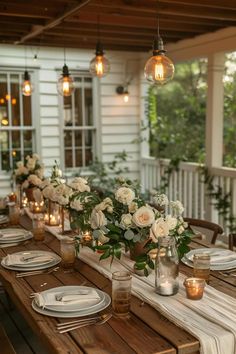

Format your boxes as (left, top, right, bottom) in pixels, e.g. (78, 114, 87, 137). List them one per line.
(184, 277, 205, 300)
(32, 214, 45, 241)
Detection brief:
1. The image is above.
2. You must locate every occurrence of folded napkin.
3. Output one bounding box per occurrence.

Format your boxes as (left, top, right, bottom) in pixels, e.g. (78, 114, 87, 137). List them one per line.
(5, 254, 53, 266)
(0, 232, 25, 240)
(34, 288, 101, 309)
(188, 250, 236, 265)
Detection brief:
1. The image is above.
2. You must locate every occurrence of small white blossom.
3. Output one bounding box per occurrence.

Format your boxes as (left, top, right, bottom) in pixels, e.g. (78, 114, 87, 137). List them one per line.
(115, 187, 135, 205)
(70, 200, 83, 211)
(170, 200, 184, 216)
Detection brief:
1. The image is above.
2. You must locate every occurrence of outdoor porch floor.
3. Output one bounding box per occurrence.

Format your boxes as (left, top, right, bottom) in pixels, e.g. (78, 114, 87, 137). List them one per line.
(0, 291, 49, 354)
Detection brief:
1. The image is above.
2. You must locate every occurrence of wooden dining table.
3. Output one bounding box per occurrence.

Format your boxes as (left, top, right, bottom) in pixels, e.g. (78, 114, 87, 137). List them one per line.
(0, 215, 236, 354)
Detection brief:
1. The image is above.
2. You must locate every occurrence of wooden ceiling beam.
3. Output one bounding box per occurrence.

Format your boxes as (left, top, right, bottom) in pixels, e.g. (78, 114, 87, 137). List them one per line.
(14, 0, 91, 44)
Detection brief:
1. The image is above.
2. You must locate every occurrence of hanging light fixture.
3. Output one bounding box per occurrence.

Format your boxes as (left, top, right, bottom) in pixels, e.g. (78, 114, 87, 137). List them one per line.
(89, 14, 110, 78)
(57, 28, 75, 97)
(22, 47, 34, 96)
(116, 85, 130, 103)
(144, 3, 174, 85)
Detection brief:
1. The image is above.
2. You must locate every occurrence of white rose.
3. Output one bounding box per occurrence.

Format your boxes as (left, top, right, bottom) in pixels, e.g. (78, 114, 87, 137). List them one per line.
(128, 201, 138, 213)
(150, 218, 170, 242)
(132, 206, 155, 228)
(57, 195, 69, 206)
(32, 153, 40, 160)
(70, 200, 83, 211)
(98, 232, 109, 244)
(15, 166, 28, 176)
(22, 180, 29, 189)
(26, 158, 36, 171)
(90, 209, 107, 229)
(40, 179, 50, 189)
(120, 213, 132, 229)
(16, 161, 23, 168)
(28, 174, 42, 186)
(178, 225, 185, 235)
(115, 187, 135, 205)
(69, 177, 90, 192)
(42, 185, 54, 199)
(107, 206, 113, 213)
(36, 167, 44, 179)
(165, 215, 177, 230)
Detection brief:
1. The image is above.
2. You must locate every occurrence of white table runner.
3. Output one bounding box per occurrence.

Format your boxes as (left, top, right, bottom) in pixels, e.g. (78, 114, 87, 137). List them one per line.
(46, 224, 236, 354)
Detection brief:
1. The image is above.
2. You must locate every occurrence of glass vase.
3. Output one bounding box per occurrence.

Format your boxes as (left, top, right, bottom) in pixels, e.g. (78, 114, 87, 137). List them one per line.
(155, 236, 179, 296)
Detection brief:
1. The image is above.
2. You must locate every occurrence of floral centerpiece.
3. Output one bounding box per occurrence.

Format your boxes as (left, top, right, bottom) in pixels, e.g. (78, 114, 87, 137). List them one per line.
(14, 154, 44, 187)
(80, 179, 193, 275)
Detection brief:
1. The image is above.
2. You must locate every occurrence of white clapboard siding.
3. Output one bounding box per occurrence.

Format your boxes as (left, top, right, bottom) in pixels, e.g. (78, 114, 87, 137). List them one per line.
(0, 44, 142, 195)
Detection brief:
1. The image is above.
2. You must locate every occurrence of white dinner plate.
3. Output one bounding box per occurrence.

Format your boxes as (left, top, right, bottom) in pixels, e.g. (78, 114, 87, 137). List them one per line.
(0, 228, 33, 243)
(1, 250, 61, 271)
(0, 215, 9, 224)
(181, 253, 236, 271)
(32, 290, 111, 318)
(38, 285, 106, 313)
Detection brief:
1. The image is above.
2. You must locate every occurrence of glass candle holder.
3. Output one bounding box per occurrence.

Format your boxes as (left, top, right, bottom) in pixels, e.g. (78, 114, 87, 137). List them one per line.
(8, 192, 17, 203)
(155, 236, 179, 296)
(32, 214, 45, 241)
(30, 201, 45, 214)
(45, 201, 60, 226)
(60, 236, 76, 269)
(8, 202, 20, 225)
(81, 230, 93, 246)
(193, 253, 210, 283)
(112, 271, 132, 319)
(184, 277, 205, 300)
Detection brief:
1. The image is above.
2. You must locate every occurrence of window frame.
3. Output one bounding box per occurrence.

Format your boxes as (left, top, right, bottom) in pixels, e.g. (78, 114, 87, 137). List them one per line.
(59, 70, 100, 171)
(0, 67, 40, 173)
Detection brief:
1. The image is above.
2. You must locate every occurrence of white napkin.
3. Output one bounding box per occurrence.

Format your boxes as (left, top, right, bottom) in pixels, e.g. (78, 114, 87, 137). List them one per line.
(5, 254, 54, 266)
(188, 250, 236, 265)
(0, 232, 25, 239)
(34, 288, 101, 309)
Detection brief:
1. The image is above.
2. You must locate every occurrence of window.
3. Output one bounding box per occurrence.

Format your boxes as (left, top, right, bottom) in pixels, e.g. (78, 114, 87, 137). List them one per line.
(0, 72, 34, 171)
(62, 75, 95, 169)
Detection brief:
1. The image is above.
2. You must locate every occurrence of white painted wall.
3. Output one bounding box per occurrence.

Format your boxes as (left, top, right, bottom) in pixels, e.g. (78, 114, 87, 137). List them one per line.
(0, 44, 142, 196)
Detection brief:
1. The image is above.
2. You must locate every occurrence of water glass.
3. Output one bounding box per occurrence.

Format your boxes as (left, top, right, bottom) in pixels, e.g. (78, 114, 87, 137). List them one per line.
(32, 214, 45, 241)
(60, 236, 76, 269)
(112, 271, 132, 319)
(8, 202, 20, 225)
(193, 253, 210, 283)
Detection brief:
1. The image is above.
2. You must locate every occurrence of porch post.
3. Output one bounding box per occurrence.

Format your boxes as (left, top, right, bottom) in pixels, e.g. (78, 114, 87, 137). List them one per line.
(205, 52, 225, 221)
(139, 60, 150, 192)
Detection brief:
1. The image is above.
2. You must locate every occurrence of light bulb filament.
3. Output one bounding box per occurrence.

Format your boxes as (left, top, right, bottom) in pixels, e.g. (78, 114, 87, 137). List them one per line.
(24, 81, 32, 95)
(62, 78, 70, 94)
(155, 63, 164, 80)
(96, 57, 104, 76)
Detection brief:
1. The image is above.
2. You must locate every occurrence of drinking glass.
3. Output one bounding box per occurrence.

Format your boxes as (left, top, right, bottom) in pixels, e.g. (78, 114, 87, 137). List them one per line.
(60, 236, 76, 270)
(193, 253, 210, 283)
(8, 202, 20, 225)
(32, 214, 45, 241)
(112, 271, 132, 319)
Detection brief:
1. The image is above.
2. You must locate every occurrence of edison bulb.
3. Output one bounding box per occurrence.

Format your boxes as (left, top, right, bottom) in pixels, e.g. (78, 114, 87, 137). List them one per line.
(57, 75, 74, 96)
(22, 80, 33, 96)
(144, 54, 174, 85)
(123, 91, 129, 103)
(89, 55, 110, 78)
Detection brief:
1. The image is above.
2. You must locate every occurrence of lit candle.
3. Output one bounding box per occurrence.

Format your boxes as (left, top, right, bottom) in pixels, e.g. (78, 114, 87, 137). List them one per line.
(83, 231, 92, 242)
(158, 281, 174, 295)
(184, 277, 205, 300)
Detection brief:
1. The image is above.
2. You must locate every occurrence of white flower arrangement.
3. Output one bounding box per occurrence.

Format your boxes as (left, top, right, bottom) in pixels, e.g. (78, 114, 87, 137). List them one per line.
(14, 154, 44, 186)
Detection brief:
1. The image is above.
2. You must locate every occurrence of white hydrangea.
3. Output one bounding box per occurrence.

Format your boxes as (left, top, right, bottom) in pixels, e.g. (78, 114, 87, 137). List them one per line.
(153, 193, 169, 207)
(170, 200, 184, 216)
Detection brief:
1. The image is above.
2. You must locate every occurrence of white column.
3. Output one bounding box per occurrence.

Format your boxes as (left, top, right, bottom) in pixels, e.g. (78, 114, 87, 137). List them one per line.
(205, 52, 225, 222)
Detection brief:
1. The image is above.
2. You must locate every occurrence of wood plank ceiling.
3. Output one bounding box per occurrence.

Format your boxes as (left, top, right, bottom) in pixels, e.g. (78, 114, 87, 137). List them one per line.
(0, 0, 236, 52)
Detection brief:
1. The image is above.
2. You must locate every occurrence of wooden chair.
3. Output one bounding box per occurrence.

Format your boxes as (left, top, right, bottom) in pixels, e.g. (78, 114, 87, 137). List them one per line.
(229, 233, 236, 251)
(184, 217, 224, 244)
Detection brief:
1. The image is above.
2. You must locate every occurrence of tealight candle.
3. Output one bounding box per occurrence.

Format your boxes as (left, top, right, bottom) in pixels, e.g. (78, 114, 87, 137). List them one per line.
(184, 277, 205, 300)
(158, 280, 174, 296)
(81, 231, 93, 246)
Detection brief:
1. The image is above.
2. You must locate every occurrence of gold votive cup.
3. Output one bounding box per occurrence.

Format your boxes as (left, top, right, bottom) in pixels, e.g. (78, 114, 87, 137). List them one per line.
(60, 236, 76, 270)
(184, 277, 205, 300)
(8, 202, 20, 225)
(32, 214, 45, 241)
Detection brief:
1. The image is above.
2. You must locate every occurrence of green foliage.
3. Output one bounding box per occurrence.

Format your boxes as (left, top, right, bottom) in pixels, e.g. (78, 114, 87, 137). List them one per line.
(148, 59, 207, 163)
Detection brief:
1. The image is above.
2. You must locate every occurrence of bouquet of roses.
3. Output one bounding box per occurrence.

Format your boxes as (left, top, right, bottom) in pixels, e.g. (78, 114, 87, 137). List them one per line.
(14, 154, 44, 188)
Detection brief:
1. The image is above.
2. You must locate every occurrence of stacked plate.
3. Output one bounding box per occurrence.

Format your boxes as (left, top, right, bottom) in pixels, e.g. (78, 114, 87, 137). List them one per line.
(182, 248, 236, 270)
(32, 285, 111, 318)
(1, 250, 61, 271)
(0, 228, 32, 246)
(0, 215, 9, 225)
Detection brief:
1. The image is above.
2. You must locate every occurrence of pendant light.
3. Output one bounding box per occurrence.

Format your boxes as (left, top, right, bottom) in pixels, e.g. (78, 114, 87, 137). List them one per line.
(89, 13, 110, 78)
(22, 47, 34, 96)
(144, 4, 174, 85)
(57, 32, 75, 96)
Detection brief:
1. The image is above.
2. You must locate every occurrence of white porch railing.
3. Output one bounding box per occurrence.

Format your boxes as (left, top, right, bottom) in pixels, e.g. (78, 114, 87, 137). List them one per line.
(141, 157, 236, 233)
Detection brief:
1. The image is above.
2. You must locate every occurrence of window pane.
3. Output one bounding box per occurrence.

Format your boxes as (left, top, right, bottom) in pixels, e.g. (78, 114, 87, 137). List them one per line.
(74, 88, 83, 126)
(85, 130, 92, 146)
(23, 96, 32, 126)
(85, 88, 93, 125)
(75, 149, 82, 167)
(64, 131, 72, 147)
(75, 130, 82, 147)
(12, 130, 20, 148)
(85, 148, 93, 166)
(65, 150, 73, 168)
(84, 77, 92, 83)
(0, 131, 9, 170)
(11, 74, 20, 126)
(64, 96, 72, 126)
(12, 149, 21, 168)
(0, 74, 8, 127)
(24, 130, 32, 149)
